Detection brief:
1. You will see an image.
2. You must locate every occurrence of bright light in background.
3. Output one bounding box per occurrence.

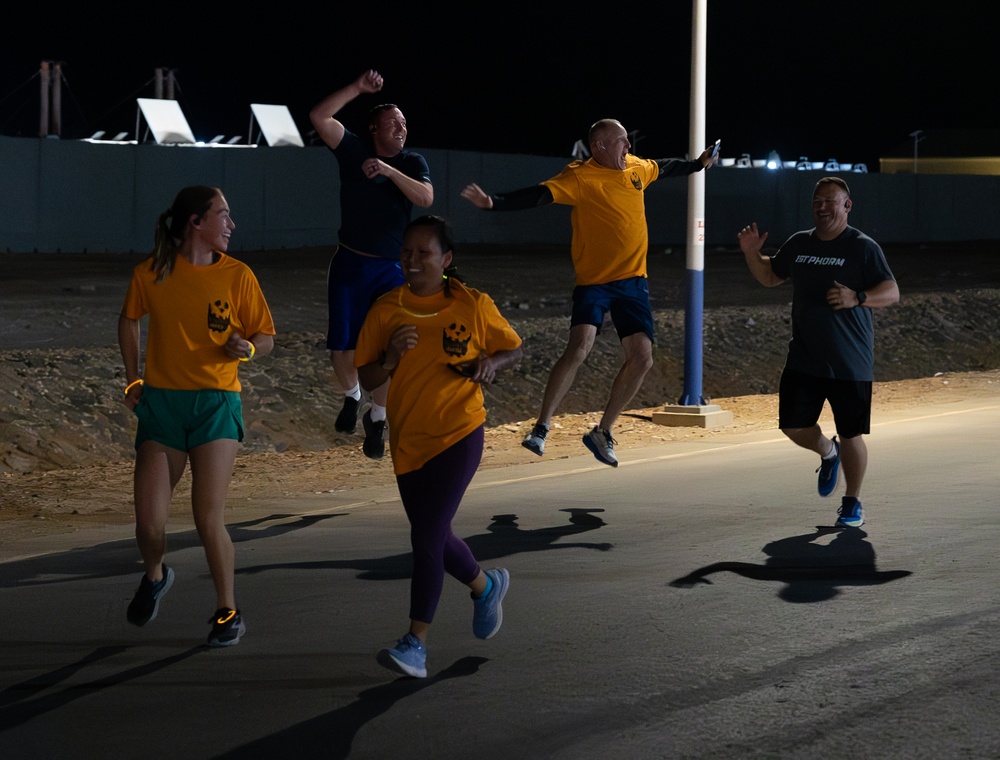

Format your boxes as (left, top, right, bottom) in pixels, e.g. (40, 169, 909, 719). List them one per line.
(766, 150, 781, 170)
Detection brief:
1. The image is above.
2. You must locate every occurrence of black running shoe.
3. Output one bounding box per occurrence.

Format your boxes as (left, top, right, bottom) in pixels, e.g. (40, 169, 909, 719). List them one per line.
(126, 565, 175, 626)
(335, 396, 360, 433)
(362, 409, 387, 459)
(207, 608, 246, 647)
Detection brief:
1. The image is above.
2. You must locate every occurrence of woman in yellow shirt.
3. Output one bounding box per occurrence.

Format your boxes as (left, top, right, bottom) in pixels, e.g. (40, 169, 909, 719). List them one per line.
(356, 215, 522, 678)
(118, 186, 275, 647)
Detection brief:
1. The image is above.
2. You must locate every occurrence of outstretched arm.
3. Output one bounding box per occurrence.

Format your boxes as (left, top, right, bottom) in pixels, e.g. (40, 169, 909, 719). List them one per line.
(309, 69, 384, 150)
(656, 143, 720, 177)
(738, 223, 784, 287)
(460, 183, 553, 211)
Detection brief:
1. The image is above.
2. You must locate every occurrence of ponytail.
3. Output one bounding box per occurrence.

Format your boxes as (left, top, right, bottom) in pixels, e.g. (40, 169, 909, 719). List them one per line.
(149, 186, 220, 283)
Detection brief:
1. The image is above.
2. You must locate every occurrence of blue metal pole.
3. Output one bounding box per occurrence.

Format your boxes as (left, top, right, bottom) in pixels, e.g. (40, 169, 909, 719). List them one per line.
(679, 267, 706, 405)
(680, 0, 708, 406)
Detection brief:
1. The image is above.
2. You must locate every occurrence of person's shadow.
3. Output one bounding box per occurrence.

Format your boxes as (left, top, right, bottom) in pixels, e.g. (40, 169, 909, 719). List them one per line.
(669, 527, 912, 602)
(236, 508, 612, 580)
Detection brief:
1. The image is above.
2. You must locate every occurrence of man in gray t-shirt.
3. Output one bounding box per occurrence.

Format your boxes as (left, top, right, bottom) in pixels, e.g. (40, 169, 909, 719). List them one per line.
(737, 177, 900, 529)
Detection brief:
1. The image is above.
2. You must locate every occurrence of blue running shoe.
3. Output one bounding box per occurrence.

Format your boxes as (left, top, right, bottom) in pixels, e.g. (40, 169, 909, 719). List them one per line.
(207, 608, 246, 647)
(836, 498, 864, 528)
(816, 436, 840, 497)
(377, 633, 427, 678)
(126, 564, 175, 626)
(472, 568, 510, 639)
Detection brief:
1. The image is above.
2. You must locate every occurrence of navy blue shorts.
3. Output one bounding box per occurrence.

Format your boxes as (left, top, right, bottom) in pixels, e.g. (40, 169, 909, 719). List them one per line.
(778, 367, 871, 438)
(571, 276, 655, 342)
(326, 246, 405, 351)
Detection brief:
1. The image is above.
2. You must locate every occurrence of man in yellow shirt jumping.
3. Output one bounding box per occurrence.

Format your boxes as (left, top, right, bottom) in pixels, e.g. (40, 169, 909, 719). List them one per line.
(462, 119, 716, 466)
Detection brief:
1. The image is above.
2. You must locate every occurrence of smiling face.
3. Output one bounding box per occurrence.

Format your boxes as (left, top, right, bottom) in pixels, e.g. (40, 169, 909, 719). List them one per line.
(590, 120, 630, 170)
(400, 223, 453, 296)
(811, 181, 852, 240)
(191, 193, 235, 252)
(370, 107, 408, 157)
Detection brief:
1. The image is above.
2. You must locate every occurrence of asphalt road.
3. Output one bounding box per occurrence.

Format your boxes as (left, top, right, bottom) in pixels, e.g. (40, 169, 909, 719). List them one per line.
(2, 398, 998, 759)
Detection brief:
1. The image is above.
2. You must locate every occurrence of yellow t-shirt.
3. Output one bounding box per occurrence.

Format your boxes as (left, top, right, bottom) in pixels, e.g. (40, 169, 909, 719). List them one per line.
(541, 155, 660, 286)
(122, 253, 276, 391)
(356, 280, 522, 475)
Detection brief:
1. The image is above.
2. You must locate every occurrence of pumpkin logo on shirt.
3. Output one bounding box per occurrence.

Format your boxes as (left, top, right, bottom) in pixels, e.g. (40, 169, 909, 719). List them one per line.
(443, 322, 470, 357)
(208, 299, 231, 332)
(629, 171, 643, 190)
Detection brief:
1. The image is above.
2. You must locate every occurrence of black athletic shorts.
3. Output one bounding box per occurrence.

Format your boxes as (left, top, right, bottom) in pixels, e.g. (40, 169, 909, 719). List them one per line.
(778, 367, 871, 438)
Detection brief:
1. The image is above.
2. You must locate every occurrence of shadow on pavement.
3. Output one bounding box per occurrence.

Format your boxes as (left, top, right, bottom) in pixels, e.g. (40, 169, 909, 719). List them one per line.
(236, 508, 613, 580)
(0, 513, 347, 589)
(214, 656, 490, 759)
(0, 645, 203, 730)
(669, 526, 913, 602)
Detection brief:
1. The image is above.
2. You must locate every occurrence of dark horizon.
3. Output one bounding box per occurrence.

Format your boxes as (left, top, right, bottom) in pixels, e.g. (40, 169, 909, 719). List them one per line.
(4, 3, 998, 171)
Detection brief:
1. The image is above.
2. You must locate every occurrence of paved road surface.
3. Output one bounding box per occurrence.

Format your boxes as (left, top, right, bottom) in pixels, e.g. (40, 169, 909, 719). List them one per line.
(2, 398, 998, 758)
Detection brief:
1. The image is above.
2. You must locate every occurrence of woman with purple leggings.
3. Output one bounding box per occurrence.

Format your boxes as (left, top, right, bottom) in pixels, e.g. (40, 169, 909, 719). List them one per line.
(356, 215, 523, 678)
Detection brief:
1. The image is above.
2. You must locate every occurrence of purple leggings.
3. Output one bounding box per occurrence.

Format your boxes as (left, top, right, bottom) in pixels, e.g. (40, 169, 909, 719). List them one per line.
(395, 426, 484, 624)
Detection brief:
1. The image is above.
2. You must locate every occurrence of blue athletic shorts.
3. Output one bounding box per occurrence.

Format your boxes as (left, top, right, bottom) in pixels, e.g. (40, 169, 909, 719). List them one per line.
(327, 246, 406, 351)
(571, 276, 655, 342)
(134, 386, 244, 452)
(778, 367, 871, 438)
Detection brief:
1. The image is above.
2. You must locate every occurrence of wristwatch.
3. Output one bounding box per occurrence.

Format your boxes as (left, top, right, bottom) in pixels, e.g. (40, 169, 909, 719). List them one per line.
(856, 290, 867, 305)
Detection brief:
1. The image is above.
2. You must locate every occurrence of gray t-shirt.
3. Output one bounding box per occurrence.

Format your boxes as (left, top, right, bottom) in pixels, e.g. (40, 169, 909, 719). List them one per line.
(770, 226, 894, 380)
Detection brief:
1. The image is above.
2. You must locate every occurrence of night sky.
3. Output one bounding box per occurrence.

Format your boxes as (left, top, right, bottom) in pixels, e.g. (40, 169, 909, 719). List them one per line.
(3, 2, 996, 170)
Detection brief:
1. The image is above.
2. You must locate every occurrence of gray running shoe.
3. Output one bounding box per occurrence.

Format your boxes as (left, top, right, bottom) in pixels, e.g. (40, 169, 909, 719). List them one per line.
(522, 422, 549, 456)
(583, 425, 618, 467)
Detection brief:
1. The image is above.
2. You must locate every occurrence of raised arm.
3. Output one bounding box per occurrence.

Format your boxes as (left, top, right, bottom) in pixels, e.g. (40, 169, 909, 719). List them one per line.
(309, 69, 384, 150)
(737, 223, 785, 288)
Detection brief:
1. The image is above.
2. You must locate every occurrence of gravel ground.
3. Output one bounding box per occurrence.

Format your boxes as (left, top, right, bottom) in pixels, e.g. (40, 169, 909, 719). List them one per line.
(1, 242, 998, 540)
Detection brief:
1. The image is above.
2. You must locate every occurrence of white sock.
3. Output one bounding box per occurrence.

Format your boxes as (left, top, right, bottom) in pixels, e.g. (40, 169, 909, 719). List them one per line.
(822, 442, 837, 459)
(345, 383, 361, 401)
(369, 403, 387, 423)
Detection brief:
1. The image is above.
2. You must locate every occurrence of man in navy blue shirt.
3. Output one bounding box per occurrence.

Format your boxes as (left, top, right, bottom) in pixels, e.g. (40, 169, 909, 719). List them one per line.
(738, 178, 899, 528)
(310, 70, 433, 458)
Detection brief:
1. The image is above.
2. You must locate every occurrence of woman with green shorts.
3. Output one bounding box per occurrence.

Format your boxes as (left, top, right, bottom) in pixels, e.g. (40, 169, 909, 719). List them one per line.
(118, 185, 276, 646)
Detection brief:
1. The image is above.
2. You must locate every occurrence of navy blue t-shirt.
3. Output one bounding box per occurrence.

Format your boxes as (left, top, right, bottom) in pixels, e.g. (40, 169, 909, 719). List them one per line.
(331, 130, 432, 259)
(770, 226, 894, 381)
